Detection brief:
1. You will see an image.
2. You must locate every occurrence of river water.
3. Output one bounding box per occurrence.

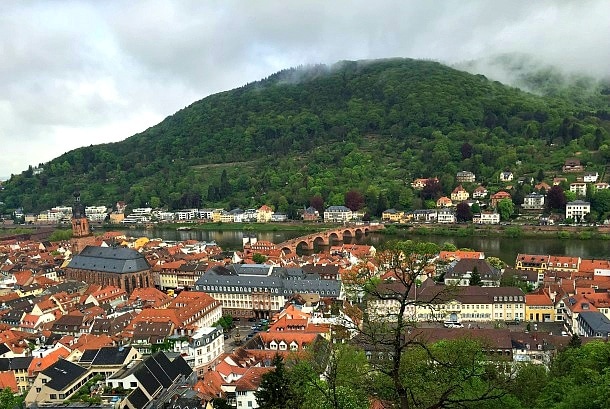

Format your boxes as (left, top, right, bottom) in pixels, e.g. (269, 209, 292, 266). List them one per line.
(120, 228, 610, 266)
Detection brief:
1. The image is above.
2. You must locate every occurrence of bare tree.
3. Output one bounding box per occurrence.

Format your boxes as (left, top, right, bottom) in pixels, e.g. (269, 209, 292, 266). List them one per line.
(355, 240, 507, 409)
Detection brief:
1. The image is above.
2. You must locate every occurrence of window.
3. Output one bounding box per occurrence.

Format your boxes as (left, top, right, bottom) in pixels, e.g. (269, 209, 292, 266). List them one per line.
(248, 401, 253, 407)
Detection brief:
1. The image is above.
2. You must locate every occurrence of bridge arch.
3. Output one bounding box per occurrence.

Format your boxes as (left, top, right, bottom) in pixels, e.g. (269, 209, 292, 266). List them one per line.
(312, 236, 327, 247)
(328, 232, 341, 243)
(296, 240, 311, 251)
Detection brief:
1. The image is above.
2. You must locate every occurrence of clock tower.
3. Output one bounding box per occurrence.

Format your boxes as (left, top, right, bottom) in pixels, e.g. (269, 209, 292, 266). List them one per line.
(71, 191, 90, 238)
(70, 191, 95, 254)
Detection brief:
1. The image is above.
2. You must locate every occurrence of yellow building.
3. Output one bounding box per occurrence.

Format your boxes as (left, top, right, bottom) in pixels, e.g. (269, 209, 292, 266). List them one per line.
(211, 208, 224, 222)
(525, 293, 555, 322)
(382, 209, 404, 222)
(515, 254, 549, 273)
(450, 185, 470, 202)
(257, 205, 273, 223)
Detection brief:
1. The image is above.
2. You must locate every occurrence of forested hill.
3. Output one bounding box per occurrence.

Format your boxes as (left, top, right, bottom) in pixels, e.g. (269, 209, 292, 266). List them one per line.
(2, 58, 609, 215)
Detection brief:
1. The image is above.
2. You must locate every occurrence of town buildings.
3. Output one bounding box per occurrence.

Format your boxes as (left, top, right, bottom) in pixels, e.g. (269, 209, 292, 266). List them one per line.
(194, 264, 341, 320)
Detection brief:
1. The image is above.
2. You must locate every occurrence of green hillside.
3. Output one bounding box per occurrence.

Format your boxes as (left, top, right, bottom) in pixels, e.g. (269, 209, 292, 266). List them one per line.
(1, 58, 609, 216)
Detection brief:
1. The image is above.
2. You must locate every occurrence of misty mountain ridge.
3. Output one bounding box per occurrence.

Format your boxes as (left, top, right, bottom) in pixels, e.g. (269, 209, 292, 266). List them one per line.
(1, 57, 608, 216)
(455, 52, 610, 109)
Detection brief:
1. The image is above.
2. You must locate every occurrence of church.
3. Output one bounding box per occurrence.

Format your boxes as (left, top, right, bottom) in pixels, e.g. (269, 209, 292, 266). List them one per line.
(65, 192, 153, 293)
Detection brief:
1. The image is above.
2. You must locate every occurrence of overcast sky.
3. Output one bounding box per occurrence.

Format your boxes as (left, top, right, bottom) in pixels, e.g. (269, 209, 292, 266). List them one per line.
(1, 0, 608, 179)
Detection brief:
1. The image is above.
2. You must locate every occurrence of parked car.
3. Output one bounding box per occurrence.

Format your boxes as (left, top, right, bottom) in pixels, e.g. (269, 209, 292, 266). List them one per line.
(443, 321, 463, 328)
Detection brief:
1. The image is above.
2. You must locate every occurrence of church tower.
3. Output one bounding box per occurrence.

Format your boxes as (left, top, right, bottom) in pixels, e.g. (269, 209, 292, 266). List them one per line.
(71, 191, 90, 238)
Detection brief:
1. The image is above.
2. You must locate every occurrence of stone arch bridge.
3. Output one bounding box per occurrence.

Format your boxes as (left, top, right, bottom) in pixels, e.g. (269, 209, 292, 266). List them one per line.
(277, 224, 384, 254)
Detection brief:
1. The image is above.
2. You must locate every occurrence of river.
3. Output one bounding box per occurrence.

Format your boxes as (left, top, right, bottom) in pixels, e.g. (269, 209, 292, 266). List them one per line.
(119, 228, 610, 266)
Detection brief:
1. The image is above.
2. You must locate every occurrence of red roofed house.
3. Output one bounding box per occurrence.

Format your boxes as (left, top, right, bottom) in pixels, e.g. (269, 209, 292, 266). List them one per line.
(491, 191, 512, 208)
(0, 370, 18, 393)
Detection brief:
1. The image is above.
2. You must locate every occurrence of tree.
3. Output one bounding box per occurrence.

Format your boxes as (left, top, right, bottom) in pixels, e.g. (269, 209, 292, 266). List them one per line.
(295, 343, 370, 409)
(355, 240, 508, 409)
(310, 195, 325, 214)
(487, 256, 506, 270)
(536, 168, 545, 182)
(357, 240, 442, 408)
(497, 198, 515, 221)
(456, 202, 473, 222)
(441, 242, 457, 251)
(568, 334, 582, 348)
(344, 190, 364, 211)
(256, 355, 302, 409)
(0, 388, 23, 409)
(471, 202, 481, 214)
(460, 142, 474, 159)
(546, 185, 567, 211)
(470, 266, 482, 286)
(252, 253, 267, 263)
(421, 179, 442, 200)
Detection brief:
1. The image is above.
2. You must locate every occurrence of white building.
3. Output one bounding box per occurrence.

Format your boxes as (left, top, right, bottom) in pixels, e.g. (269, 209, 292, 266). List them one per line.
(86, 206, 107, 222)
(522, 193, 545, 210)
(566, 200, 591, 222)
(324, 206, 353, 223)
(584, 172, 599, 183)
(437, 209, 455, 224)
(173, 326, 224, 377)
(569, 182, 587, 197)
(473, 212, 500, 225)
(176, 209, 198, 221)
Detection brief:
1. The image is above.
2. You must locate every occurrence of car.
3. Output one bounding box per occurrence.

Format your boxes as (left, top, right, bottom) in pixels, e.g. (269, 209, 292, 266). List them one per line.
(443, 321, 463, 328)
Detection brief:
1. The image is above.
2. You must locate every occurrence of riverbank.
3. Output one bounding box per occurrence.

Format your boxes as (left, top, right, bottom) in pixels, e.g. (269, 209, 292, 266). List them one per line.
(104, 221, 341, 233)
(381, 223, 610, 241)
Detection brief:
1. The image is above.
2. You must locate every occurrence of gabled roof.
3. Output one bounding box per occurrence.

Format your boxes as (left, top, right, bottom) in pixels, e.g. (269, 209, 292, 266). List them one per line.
(80, 346, 133, 366)
(42, 359, 88, 391)
(0, 370, 18, 393)
(67, 245, 150, 274)
(234, 366, 273, 392)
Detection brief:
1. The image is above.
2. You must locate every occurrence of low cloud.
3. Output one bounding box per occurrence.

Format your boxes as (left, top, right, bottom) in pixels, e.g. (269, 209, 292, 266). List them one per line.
(1, 0, 608, 178)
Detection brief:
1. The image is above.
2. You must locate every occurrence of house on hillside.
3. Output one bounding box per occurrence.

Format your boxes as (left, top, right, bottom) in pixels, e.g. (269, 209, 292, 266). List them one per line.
(450, 185, 469, 202)
(456, 171, 475, 183)
(500, 171, 514, 182)
(562, 159, 584, 173)
(472, 186, 488, 199)
(436, 197, 453, 208)
(566, 200, 590, 222)
(523, 193, 545, 210)
(569, 182, 587, 196)
(490, 191, 512, 208)
(584, 172, 599, 183)
(302, 206, 320, 221)
(257, 205, 273, 223)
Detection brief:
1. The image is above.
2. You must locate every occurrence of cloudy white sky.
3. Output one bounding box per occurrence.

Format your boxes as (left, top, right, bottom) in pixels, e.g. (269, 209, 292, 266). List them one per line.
(1, 0, 608, 179)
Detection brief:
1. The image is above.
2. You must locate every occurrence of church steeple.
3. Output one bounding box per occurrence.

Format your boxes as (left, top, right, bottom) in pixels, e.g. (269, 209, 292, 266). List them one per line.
(71, 191, 90, 238)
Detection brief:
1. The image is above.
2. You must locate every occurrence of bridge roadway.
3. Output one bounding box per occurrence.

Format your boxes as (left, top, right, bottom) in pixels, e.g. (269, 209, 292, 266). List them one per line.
(276, 223, 383, 254)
